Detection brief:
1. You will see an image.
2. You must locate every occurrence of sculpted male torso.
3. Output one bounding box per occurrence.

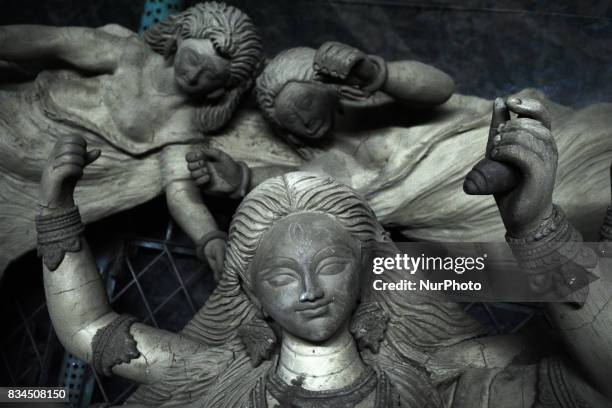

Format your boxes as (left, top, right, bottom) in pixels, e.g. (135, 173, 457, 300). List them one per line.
(0, 2, 263, 276)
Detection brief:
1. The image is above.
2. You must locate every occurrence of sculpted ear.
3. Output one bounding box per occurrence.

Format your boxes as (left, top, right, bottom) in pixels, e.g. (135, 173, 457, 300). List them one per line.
(350, 302, 389, 354)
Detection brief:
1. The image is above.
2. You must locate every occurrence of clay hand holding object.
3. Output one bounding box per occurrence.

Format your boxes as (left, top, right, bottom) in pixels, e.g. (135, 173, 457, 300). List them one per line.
(0, 2, 263, 277)
(464, 97, 612, 399)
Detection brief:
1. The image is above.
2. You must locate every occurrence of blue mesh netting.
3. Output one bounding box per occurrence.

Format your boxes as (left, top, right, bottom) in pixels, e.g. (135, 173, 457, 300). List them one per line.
(139, 0, 185, 33)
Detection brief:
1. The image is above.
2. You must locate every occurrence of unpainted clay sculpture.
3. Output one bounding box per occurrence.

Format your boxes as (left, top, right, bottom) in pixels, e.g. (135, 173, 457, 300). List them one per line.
(188, 44, 612, 246)
(0, 1, 263, 277)
(37, 97, 612, 404)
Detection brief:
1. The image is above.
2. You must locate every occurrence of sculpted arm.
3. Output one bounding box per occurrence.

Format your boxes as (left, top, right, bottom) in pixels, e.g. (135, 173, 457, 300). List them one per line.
(464, 97, 612, 402)
(0, 25, 124, 72)
(382, 60, 455, 107)
(160, 145, 226, 278)
(312, 41, 454, 107)
(39, 136, 209, 384)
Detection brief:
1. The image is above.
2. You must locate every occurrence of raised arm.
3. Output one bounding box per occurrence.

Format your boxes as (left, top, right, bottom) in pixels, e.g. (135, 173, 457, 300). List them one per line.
(160, 144, 227, 279)
(0, 25, 125, 73)
(312, 41, 454, 108)
(464, 97, 612, 400)
(38, 136, 208, 384)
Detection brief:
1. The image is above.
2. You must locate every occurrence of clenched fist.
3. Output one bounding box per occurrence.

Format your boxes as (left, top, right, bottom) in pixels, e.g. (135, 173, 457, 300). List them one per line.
(39, 135, 100, 212)
(186, 147, 244, 195)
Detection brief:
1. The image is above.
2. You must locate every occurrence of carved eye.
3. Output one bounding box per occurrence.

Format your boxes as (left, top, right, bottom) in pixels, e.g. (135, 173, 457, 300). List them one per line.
(205, 64, 226, 81)
(265, 268, 298, 287)
(184, 50, 199, 66)
(300, 95, 313, 109)
(286, 111, 299, 124)
(317, 259, 350, 276)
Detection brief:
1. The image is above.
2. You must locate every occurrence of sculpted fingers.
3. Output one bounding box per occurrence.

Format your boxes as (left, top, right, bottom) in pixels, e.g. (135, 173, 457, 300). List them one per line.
(187, 159, 207, 171)
(186, 150, 211, 185)
(494, 118, 558, 167)
(186, 150, 204, 163)
(506, 97, 551, 130)
(85, 149, 101, 165)
(192, 166, 210, 186)
(486, 97, 510, 156)
(52, 142, 88, 176)
(494, 131, 547, 161)
(490, 138, 543, 174)
(499, 118, 555, 145)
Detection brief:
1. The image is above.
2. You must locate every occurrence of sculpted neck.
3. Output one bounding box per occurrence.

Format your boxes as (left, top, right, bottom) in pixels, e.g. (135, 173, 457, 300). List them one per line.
(277, 325, 366, 391)
(149, 56, 185, 99)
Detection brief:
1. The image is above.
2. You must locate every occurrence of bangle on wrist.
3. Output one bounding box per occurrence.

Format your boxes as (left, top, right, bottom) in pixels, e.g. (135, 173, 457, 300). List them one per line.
(91, 314, 140, 377)
(229, 161, 251, 200)
(195, 230, 228, 261)
(36, 205, 85, 271)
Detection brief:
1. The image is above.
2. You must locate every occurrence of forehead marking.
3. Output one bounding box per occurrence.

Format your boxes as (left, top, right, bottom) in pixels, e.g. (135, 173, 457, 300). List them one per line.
(288, 222, 312, 258)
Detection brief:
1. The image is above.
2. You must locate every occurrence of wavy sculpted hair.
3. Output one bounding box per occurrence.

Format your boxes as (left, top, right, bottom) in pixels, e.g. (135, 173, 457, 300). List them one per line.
(144, 1, 263, 133)
(160, 172, 487, 407)
(255, 47, 316, 129)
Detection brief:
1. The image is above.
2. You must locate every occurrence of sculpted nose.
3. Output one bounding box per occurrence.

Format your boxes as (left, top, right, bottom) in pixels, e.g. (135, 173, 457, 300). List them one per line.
(296, 110, 313, 129)
(299, 273, 324, 302)
(185, 68, 200, 85)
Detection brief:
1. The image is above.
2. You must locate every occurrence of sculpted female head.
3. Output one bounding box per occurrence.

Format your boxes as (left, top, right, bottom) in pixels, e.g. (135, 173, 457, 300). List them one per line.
(145, 1, 263, 133)
(182, 173, 485, 405)
(256, 48, 339, 145)
(223, 172, 381, 343)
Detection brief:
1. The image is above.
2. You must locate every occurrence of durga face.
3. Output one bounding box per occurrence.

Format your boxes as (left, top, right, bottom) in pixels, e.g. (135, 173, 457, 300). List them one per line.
(250, 212, 362, 343)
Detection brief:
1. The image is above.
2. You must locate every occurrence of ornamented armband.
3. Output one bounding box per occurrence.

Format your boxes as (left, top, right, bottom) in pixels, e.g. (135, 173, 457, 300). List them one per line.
(506, 205, 597, 295)
(91, 315, 140, 377)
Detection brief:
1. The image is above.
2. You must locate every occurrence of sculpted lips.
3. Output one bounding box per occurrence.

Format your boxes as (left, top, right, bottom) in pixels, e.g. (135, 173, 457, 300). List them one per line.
(295, 299, 332, 317)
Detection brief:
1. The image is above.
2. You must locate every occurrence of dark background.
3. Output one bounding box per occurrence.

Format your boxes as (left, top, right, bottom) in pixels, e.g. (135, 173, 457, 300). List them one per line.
(0, 0, 610, 406)
(0, 0, 610, 106)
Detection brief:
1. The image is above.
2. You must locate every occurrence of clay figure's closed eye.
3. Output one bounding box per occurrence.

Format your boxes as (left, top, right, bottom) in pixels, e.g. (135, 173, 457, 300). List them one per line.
(274, 81, 337, 140)
(316, 258, 351, 276)
(263, 267, 299, 287)
(299, 95, 314, 109)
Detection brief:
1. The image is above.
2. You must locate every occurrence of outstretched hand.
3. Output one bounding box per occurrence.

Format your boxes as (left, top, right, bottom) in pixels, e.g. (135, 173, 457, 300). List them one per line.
(39, 135, 101, 212)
